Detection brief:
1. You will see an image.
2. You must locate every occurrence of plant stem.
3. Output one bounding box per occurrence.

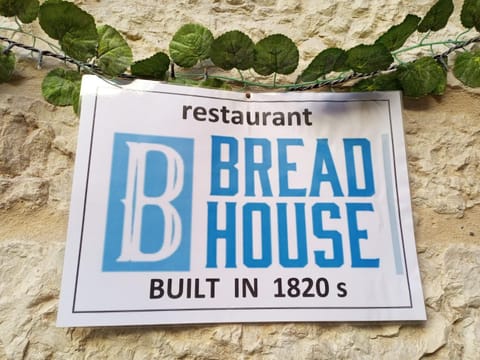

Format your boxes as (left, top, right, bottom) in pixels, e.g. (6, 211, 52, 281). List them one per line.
(392, 39, 464, 56)
(420, 30, 431, 45)
(237, 69, 245, 86)
(14, 17, 23, 32)
(455, 28, 472, 41)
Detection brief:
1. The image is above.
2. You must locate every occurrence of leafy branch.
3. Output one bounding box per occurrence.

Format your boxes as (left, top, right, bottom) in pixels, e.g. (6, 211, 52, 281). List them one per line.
(1, 0, 480, 114)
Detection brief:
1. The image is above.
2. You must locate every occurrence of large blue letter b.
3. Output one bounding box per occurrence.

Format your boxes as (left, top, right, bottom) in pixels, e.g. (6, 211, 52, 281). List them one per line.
(103, 133, 194, 271)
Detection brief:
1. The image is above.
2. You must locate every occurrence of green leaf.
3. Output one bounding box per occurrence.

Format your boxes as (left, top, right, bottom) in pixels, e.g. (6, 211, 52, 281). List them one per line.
(0, 0, 15, 17)
(461, 0, 480, 31)
(418, 0, 454, 32)
(169, 24, 214, 68)
(453, 50, 480, 87)
(297, 48, 347, 82)
(210, 30, 255, 71)
(39, 0, 98, 61)
(345, 43, 393, 73)
(199, 78, 231, 90)
(0, 46, 16, 83)
(41, 68, 81, 106)
(0, 0, 39, 23)
(351, 72, 402, 92)
(375, 14, 421, 51)
(15, 0, 39, 23)
(169, 78, 200, 86)
(72, 89, 80, 115)
(131, 52, 170, 80)
(432, 73, 447, 95)
(253, 34, 299, 76)
(60, 30, 98, 62)
(398, 57, 446, 97)
(95, 25, 132, 76)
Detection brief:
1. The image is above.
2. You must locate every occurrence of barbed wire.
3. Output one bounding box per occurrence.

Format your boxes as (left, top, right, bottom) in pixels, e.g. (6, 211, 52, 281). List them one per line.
(2, 34, 480, 91)
(1, 34, 83, 70)
(0, 34, 135, 79)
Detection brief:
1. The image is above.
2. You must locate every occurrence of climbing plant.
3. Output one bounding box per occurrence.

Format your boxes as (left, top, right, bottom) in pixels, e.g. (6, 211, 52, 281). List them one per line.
(1, 0, 480, 113)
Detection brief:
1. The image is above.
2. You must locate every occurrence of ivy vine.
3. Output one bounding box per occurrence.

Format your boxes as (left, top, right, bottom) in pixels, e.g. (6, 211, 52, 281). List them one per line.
(1, 0, 480, 113)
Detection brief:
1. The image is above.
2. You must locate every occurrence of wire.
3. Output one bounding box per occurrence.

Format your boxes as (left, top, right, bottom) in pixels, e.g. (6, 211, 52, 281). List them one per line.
(1, 34, 480, 92)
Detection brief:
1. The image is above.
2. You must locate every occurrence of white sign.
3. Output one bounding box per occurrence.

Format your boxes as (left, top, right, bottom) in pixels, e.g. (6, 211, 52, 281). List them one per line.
(57, 75, 426, 326)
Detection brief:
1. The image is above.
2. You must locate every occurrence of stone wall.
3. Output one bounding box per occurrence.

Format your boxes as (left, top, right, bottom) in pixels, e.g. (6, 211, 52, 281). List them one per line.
(1, 0, 479, 358)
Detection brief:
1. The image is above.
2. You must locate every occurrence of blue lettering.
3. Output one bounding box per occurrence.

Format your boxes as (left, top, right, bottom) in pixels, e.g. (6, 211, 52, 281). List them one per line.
(245, 138, 273, 196)
(312, 203, 344, 267)
(347, 202, 379, 267)
(206, 202, 237, 268)
(210, 136, 238, 196)
(344, 139, 375, 196)
(310, 139, 344, 197)
(277, 139, 306, 196)
(277, 203, 307, 267)
(243, 203, 272, 268)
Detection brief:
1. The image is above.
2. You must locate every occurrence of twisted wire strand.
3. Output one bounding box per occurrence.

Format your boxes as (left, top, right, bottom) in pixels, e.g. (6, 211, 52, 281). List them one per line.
(1, 34, 480, 90)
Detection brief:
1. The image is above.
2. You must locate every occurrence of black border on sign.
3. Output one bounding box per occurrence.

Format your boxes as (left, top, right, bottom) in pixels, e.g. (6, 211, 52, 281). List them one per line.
(72, 87, 413, 314)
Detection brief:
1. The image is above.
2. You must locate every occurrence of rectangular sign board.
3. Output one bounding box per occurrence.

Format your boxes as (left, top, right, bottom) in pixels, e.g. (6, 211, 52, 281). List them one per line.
(57, 75, 426, 326)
